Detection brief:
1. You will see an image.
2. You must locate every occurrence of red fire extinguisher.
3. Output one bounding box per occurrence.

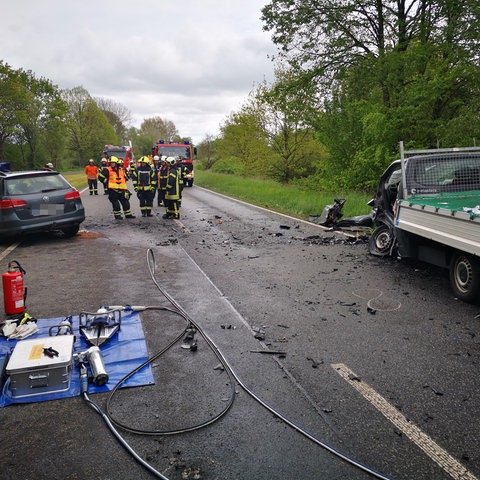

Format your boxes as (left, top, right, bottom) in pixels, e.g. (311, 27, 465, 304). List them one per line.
(2, 260, 27, 316)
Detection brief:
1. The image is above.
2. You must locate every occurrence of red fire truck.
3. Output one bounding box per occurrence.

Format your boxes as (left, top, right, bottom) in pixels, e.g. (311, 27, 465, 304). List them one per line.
(102, 144, 134, 169)
(152, 140, 195, 186)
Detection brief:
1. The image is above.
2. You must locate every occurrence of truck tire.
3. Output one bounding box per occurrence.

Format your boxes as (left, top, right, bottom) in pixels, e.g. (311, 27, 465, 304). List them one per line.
(368, 224, 396, 257)
(449, 252, 480, 303)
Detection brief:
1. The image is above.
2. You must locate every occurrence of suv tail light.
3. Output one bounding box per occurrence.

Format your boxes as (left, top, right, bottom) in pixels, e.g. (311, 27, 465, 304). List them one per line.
(0, 199, 28, 210)
(64, 190, 81, 201)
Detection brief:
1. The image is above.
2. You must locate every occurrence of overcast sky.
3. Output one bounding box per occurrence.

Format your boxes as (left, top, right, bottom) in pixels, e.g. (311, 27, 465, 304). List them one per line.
(1, 0, 277, 144)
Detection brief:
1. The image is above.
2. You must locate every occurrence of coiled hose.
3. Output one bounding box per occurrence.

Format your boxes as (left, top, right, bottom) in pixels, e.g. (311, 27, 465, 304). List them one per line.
(84, 248, 395, 480)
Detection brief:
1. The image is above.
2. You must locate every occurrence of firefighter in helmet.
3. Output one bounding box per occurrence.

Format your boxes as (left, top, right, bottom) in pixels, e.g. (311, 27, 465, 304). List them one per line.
(132, 156, 156, 217)
(163, 156, 180, 219)
(157, 156, 168, 207)
(85, 159, 99, 195)
(175, 156, 188, 207)
(104, 156, 135, 220)
(99, 158, 109, 194)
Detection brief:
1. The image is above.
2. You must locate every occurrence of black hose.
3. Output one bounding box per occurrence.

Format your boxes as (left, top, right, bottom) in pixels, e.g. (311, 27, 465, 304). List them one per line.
(142, 248, 395, 480)
(85, 247, 395, 480)
(83, 392, 169, 480)
(105, 305, 237, 435)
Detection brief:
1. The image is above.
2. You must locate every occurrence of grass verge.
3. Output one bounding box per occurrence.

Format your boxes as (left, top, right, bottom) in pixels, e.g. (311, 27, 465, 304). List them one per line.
(194, 170, 372, 219)
(63, 172, 87, 190)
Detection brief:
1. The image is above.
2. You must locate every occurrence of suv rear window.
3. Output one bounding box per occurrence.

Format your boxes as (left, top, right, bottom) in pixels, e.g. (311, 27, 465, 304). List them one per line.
(5, 174, 70, 196)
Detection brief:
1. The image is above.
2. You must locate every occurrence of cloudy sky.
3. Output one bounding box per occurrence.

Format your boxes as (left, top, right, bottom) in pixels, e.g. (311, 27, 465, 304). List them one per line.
(1, 0, 277, 143)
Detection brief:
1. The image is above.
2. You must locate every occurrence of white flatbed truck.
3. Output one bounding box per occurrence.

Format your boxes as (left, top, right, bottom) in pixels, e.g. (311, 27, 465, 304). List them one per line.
(369, 142, 480, 302)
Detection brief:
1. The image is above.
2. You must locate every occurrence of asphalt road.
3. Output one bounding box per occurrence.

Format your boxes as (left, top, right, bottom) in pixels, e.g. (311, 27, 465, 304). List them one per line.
(0, 184, 479, 480)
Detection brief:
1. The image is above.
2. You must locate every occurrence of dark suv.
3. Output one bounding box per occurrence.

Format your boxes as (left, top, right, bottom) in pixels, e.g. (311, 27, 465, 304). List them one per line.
(0, 170, 85, 239)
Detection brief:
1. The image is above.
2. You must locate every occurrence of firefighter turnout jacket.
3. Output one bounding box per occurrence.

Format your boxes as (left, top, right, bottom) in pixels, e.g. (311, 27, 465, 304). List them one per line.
(132, 164, 156, 191)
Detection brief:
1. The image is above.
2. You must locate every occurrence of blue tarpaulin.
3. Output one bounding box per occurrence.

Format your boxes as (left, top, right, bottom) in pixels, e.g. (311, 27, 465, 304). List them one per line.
(0, 312, 154, 407)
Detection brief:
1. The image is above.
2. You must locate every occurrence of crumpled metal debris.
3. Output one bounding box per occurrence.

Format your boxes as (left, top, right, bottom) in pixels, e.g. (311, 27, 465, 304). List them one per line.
(302, 234, 368, 245)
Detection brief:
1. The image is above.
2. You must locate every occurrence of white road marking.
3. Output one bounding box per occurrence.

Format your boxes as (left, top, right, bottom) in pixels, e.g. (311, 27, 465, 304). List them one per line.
(332, 363, 477, 480)
(0, 241, 21, 261)
(193, 185, 331, 229)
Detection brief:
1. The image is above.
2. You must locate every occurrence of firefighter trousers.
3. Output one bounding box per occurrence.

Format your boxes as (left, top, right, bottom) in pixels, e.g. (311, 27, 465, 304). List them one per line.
(108, 189, 134, 218)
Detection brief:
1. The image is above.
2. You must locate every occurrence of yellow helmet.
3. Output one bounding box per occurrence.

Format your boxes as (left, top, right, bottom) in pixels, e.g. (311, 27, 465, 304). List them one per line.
(109, 156, 119, 164)
(138, 156, 148, 163)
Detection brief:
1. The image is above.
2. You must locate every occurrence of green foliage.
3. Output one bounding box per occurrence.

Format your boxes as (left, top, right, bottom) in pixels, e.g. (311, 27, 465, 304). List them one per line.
(209, 156, 244, 175)
(62, 86, 117, 166)
(261, 0, 480, 191)
(0, 61, 68, 168)
(194, 169, 371, 218)
(218, 105, 273, 176)
(196, 134, 220, 170)
(139, 116, 178, 144)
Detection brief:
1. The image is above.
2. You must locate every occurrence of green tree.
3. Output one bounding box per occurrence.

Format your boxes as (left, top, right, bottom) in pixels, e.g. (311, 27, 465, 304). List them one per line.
(218, 102, 271, 176)
(0, 61, 30, 163)
(262, 0, 480, 190)
(140, 116, 178, 144)
(17, 71, 67, 168)
(197, 134, 220, 170)
(62, 86, 117, 166)
(95, 97, 132, 144)
(255, 72, 324, 183)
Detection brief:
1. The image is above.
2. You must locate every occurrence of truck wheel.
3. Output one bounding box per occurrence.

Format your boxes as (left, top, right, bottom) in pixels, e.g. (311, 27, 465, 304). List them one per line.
(368, 224, 395, 257)
(449, 252, 480, 303)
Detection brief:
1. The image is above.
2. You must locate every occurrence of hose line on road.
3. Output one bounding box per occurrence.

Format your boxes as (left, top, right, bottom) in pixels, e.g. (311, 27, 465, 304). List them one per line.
(141, 248, 396, 480)
(104, 303, 237, 435)
(84, 248, 395, 480)
(83, 391, 170, 480)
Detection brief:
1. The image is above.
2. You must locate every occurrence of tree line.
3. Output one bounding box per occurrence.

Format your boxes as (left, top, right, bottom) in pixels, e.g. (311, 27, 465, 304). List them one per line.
(0, 61, 188, 170)
(196, 0, 480, 192)
(3, 1, 480, 192)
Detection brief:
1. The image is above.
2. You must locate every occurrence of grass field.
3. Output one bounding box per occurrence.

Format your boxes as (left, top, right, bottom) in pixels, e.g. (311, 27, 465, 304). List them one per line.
(63, 172, 87, 190)
(64, 170, 372, 220)
(193, 170, 372, 219)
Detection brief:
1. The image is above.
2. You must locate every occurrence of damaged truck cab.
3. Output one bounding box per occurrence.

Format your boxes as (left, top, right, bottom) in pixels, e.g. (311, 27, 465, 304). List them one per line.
(369, 142, 480, 303)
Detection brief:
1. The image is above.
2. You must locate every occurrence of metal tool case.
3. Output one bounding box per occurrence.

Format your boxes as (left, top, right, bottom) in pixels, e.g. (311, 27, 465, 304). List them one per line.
(6, 335, 74, 398)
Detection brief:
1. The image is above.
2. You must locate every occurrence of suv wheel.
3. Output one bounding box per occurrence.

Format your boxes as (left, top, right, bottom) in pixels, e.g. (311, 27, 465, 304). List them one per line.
(61, 225, 80, 237)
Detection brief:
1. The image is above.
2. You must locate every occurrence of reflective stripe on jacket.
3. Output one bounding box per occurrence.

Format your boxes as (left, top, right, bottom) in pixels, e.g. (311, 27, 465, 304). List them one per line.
(107, 166, 128, 190)
(165, 166, 180, 200)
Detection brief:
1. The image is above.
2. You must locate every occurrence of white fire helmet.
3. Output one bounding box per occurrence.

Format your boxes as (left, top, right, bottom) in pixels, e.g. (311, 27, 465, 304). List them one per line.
(166, 156, 176, 166)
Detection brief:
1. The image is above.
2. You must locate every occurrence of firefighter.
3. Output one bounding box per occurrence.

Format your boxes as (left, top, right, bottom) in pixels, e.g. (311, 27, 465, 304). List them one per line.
(176, 157, 188, 207)
(99, 158, 109, 194)
(85, 159, 99, 195)
(163, 156, 180, 219)
(157, 156, 168, 207)
(132, 156, 156, 217)
(104, 156, 135, 220)
(152, 155, 160, 205)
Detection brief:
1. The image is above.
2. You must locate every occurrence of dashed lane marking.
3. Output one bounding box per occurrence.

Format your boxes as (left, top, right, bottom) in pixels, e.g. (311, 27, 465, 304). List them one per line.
(332, 363, 478, 480)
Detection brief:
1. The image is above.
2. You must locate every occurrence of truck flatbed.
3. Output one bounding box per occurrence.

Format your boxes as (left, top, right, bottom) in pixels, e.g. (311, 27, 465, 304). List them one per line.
(396, 191, 480, 256)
